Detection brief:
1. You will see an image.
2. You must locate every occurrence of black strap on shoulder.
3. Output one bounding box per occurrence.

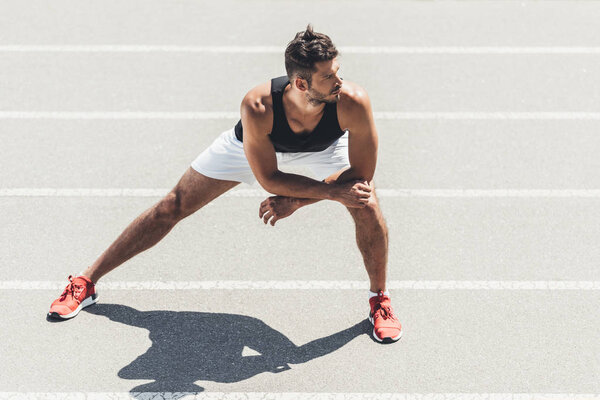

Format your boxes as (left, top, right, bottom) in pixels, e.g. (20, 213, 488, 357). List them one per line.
(271, 76, 290, 133)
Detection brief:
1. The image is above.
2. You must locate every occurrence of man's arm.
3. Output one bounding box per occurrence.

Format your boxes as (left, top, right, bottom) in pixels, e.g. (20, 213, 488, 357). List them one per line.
(300, 83, 378, 197)
(336, 84, 378, 182)
(262, 167, 362, 212)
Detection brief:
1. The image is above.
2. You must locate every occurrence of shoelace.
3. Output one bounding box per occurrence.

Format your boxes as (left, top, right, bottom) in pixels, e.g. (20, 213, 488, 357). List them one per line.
(373, 293, 396, 321)
(60, 275, 84, 304)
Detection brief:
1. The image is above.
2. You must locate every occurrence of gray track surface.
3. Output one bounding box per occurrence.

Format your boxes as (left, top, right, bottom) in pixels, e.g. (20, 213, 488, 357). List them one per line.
(1, 0, 600, 396)
(2, 290, 599, 392)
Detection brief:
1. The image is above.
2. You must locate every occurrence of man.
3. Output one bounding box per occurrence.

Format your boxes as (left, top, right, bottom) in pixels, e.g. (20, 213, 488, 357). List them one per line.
(48, 25, 402, 343)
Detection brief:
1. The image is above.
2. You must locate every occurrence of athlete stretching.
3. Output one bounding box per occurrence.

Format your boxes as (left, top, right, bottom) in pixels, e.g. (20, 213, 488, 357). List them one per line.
(48, 25, 402, 343)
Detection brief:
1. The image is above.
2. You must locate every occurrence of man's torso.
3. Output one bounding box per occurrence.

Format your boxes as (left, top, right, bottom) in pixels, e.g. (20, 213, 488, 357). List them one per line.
(234, 76, 346, 153)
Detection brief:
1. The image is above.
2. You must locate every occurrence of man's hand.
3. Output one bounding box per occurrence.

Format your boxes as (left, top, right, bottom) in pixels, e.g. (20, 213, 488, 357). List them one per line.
(330, 179, 372, 208)
(259, 196, 300, 226)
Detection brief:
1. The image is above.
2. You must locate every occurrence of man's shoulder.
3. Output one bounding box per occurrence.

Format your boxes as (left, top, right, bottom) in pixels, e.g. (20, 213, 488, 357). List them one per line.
(338, 81, 371, 110)
(241, 81, 274, 118)
(337, 81, 373, 129)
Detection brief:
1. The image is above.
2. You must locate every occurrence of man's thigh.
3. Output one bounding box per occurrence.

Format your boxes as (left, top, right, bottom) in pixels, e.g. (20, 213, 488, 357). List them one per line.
(169, 167, 240, 218)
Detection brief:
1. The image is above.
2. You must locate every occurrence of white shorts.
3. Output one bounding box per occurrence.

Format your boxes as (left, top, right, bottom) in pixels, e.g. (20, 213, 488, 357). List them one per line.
(191, 128, 350, 185)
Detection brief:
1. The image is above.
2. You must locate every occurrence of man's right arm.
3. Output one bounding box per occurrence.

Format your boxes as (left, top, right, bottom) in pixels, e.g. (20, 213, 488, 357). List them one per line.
(240, 95, 370, 208)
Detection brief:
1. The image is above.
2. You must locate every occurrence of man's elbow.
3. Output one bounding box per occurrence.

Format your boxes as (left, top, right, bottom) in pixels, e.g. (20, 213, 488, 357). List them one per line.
(256, 170, 282, 194)
(349, 165, 375, 183)
(256, 176, 276, 194)
(355, 171, 374, 183)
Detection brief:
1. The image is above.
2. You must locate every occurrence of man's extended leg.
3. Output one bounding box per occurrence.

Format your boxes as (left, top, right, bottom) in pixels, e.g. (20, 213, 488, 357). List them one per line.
(49, 168, 239, 319)
(82, 168, 240, 283)
(346, 183, 401, 343)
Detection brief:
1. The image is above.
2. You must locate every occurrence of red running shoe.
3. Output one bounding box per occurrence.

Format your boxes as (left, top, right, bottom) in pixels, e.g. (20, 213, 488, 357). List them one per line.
(48, 275, 98, 319)
(369, 291, 402, 343)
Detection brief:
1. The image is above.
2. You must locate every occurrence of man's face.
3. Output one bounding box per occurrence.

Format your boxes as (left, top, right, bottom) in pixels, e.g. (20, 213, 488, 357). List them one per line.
(305, 58, 343, 105)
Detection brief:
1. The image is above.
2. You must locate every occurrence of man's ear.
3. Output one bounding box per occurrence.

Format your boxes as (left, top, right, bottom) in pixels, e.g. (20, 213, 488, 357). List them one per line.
(294, 76, 309, 92)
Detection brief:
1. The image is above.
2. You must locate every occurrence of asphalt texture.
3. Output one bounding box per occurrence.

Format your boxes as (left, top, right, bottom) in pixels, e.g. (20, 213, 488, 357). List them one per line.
(1, 0, 599, 396)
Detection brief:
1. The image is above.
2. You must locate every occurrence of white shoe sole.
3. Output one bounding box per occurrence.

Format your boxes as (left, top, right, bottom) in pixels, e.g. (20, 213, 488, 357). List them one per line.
(368, 314, 402, 343)
(48, 293, 98, 319)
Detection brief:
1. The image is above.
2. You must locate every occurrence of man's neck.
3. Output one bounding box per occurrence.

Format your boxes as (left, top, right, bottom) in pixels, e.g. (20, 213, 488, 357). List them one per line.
(284, 85, 326, 118)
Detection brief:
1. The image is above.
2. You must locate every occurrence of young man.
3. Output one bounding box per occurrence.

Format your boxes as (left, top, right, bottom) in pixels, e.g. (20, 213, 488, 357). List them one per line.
(48, 25, 402, 343)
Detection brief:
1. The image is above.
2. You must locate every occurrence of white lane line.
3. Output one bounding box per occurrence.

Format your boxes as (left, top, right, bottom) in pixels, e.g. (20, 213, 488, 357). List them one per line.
(2, 111, 600, 120)
(4, 188, 600, 198)
(0, 111, 239, 120)
(2, 45, 600, 54)
(375, 112, 600, 120)
(2, 280, 599, 290)
(381, 189, 600, 198)
(1, 394, 599, 400)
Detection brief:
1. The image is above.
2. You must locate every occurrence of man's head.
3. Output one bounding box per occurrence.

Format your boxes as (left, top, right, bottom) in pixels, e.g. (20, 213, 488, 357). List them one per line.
(285, 24, 343, 105)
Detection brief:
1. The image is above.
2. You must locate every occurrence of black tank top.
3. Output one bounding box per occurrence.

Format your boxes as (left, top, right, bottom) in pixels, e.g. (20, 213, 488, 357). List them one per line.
(234, 76, 346, 153)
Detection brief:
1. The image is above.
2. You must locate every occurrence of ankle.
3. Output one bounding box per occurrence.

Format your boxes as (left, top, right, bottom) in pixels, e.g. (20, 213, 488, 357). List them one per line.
(78, 269, 97, 284)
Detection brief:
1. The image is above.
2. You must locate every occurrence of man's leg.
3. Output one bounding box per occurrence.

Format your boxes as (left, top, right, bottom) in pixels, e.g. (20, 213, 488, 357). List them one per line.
(346, 183, 402, 343)
(81, 167, 240, 283)
(345, 182, 388, 293)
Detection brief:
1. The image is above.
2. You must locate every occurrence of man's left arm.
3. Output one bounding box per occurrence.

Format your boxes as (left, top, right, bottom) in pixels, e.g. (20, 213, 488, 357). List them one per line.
(259, 87, 378, 226)
(328, 87, 378, 183)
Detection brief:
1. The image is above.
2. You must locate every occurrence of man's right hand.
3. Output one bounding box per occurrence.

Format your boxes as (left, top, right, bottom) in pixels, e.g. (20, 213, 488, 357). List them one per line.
(331, 179, 372, 208)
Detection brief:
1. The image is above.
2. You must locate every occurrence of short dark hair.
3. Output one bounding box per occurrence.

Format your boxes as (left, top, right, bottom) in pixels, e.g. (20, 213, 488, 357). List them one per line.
(284, 24, 338, 86)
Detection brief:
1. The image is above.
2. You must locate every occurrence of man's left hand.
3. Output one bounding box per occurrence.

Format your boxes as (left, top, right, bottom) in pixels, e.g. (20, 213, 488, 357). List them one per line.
(259, 196, 299, 226)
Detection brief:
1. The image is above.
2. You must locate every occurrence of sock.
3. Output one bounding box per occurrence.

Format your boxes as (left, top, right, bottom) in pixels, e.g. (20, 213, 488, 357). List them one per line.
(77, 271, 93, 282)
(369, 290, 390, 299)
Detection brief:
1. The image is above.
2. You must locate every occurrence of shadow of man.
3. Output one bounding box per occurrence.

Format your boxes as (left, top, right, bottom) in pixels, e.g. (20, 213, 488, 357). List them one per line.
(83, 303, 369, 393)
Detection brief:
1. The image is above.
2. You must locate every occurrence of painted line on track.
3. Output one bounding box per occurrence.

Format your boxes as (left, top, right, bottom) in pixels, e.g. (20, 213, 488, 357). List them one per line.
(2, 45, 600, 54)
(2, 280, 599, 290)
(4, 188, 600, 198)
(1, 394, 600, 400)
(2, 111, 600, 120)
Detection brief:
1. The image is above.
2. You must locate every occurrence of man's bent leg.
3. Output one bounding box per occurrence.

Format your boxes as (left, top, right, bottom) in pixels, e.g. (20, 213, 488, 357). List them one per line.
(82, 168, 240, 283)
(345, 183, 388, 293)
(346, 184, 402, 343)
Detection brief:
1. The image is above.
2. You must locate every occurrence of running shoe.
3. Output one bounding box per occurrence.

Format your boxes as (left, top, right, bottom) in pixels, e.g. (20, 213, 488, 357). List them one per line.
(369, 291, 402, 343)
(48, 275, 98, 319)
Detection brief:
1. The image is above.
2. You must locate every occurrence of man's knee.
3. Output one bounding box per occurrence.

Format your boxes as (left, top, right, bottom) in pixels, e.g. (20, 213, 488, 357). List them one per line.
(347, 194, 380, 220)
(153, 190, 186, 222)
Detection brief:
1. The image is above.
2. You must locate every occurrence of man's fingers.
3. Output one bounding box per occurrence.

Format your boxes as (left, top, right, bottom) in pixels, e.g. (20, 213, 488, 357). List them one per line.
(259, 202, 272, 218)
(259, 205, 268, 218)
(263, 211, 272, 224)
(357, 197, 369, 207)
(259, 200, 269, 218)
(270, 216, 279, 226)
